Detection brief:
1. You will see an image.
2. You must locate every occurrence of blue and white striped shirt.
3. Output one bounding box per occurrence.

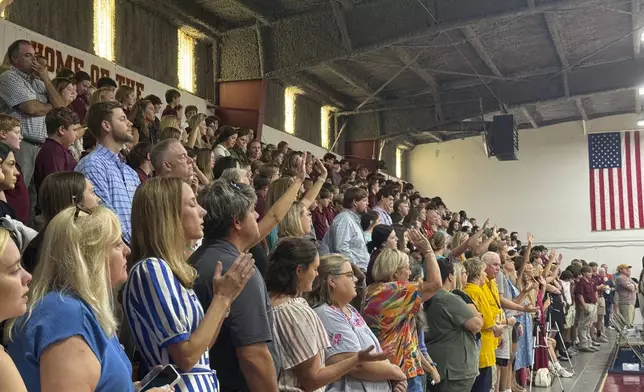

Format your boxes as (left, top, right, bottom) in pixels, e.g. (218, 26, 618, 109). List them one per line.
(122, 258, 219, 392)
(76, 144, 140, 243)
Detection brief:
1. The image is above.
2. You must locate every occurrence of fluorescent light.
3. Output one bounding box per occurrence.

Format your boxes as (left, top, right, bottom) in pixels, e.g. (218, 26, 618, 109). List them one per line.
(637, 119, 644, 127)
(641, 30, 644, 42)
(639, 87, 644, 96)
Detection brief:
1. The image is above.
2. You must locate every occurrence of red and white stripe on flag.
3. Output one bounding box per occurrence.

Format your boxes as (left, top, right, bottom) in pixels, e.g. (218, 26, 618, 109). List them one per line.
(589, 131, 644, 231)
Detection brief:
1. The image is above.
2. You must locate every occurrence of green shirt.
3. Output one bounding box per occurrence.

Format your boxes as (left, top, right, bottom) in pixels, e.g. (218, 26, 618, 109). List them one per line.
(425, 288, 479, 381)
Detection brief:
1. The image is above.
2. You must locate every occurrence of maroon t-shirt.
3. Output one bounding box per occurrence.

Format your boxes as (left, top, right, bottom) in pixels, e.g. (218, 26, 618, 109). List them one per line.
(575, 276, 598, 304)
(5, 163, 30, 225)
(33, 138, 78, 191)
(69, 95, 88, 124)
(162, 105, 177, 117)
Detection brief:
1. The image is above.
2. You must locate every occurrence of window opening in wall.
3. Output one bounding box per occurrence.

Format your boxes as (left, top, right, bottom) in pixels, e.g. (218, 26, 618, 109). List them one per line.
(93, 0, 115, 61)
(396, 146, 403, 179)
(285, 86, 303, 135)
(321, 106, 337, 149)
(178, 29, 195, 93)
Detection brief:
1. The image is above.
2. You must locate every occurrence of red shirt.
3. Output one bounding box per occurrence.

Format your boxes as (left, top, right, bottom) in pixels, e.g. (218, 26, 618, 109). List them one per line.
(575, 276, 598, 304)
(162, 105, 177, 117)
(312, 206, 336, 241)
(135, 168, 150, 183)
(5, 163, 29, 224)
(68, 95, 88, 124)
(33, 138, 78, 192)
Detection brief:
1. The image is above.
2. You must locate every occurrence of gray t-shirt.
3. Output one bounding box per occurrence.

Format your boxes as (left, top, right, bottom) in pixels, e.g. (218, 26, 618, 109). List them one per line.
(190, 239, 280, 391)
(314, 303, 392, 392)
(425, 289, 479, 381)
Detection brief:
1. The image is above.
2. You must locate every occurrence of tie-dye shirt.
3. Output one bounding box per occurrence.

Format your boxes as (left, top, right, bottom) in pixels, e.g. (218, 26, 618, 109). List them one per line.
(363, 281, 424, 379)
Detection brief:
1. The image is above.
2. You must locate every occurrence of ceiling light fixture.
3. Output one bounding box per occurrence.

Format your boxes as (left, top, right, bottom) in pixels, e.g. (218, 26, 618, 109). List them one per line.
(639, 87, 644, 96)
(641, 30, 644, 42)
(637, 119, 644, 127)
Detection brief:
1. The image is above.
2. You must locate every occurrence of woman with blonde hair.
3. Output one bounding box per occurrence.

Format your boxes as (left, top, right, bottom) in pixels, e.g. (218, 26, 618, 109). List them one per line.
(89, 86, 116, 105)
(309, 253, 407, 391)
(160, 115, 182, 132)
(115, 85, 136, 113)
(195, 148, 215, 184)
(6, 206, 170, 391)
(123, 177, 255, 391)
(277, 201, 311, 238)
(0, 227, 32, 392)
(462, 257, 505, 392)
(264, 158, 327, 251)
(186, 113, 208, 149)
(362, 231, 442, 392)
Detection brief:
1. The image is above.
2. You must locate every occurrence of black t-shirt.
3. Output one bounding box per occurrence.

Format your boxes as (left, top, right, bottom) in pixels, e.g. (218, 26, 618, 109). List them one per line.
(189, 238, 280, 391)
(249, 243, 268, 278)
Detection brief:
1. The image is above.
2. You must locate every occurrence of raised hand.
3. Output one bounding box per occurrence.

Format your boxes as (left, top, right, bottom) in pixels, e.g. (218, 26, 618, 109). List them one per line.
(212, 253, 255, 302)
(294, 152, 308, 181)
(527, 232, 534, 244)
(408, 229, 430, 253)
(482, 218, 490, 229)
(313, 156, 327, 179)
(357, 345, 392, 363)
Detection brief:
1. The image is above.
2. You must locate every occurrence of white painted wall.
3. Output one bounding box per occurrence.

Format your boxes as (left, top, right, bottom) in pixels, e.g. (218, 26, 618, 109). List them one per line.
(409, 114, 644, 279)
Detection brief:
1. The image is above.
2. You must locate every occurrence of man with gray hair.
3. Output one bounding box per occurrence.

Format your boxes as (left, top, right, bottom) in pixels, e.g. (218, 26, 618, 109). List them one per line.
(150, 138, 194, 181)
(189, 179, 279, 392)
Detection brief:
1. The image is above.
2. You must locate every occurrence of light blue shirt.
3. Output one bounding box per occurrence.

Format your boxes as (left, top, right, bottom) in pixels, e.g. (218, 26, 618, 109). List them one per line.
(323, 209, 370, 270)
(76, 144, 140, 243)
(8, 292, 134, 392)
(372, 206, 393, 226)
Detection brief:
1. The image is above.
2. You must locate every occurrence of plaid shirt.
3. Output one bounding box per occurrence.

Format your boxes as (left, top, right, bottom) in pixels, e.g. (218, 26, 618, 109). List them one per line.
(372, 206, 392, 226)
(323, 209, 370, 270)
(0, 66, 48, 142)
(76, 144, 140, 243)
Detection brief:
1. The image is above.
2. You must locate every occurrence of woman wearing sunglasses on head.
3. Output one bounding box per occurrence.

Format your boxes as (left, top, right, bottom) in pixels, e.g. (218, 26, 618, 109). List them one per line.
(0, 226, 32, 392)
(5, 205, 170, 392)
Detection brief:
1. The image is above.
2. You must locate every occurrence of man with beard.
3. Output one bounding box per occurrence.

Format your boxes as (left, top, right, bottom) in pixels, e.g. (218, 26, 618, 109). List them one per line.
(76, 101, 139, 243)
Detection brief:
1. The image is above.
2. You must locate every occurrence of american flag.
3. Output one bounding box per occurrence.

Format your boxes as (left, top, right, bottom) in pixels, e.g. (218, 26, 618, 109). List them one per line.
(588, 131, 644, 231)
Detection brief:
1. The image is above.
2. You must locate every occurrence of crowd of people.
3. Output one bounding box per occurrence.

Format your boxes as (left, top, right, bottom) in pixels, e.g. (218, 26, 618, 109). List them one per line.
(0, 38, 640, 392)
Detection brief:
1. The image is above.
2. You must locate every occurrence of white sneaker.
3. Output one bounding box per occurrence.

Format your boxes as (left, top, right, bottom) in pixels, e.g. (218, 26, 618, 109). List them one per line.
(555, 363, 574, 378)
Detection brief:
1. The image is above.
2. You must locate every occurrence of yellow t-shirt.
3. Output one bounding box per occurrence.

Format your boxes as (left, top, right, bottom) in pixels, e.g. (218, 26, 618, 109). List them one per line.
(463, 281, 501, 368)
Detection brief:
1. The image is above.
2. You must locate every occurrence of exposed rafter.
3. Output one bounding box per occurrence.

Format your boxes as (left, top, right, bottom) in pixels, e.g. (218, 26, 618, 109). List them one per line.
(261, 0, 599, 77)
(352, 57, 644, 140)
(330, 0, 352, 53)
(390, 46, 443, 121)
(461, 26, 538, 128)
(544, 13, 570, 97)
(232, 0, 273, 25)
(521, 107, 539, 128)
(289, 72, 350, 109)
(126, 0, 223, 37)
(325, 62, 386, 103)
(460, 27, 501, 77)
(575, 97, 588, 121)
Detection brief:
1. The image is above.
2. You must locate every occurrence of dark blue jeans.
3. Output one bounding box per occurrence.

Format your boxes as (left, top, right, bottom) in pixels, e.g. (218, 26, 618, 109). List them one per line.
(604, 302, 613, 327)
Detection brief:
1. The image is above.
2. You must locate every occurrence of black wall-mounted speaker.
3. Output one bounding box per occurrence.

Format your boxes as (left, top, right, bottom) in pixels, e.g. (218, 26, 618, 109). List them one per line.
(488, 114, 519, 161)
